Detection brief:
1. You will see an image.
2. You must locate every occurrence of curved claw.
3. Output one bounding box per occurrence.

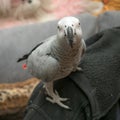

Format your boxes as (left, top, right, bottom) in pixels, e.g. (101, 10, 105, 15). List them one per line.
(55, 90, 69, 101)
(56, 100, 71, 109)
(46, 96, 71, 110)
(46, 89, 71, 110)
(76, 67, 83, 71)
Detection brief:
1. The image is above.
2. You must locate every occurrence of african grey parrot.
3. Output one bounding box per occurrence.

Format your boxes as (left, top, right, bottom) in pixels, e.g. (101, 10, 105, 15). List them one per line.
(17, 16, 86, 109)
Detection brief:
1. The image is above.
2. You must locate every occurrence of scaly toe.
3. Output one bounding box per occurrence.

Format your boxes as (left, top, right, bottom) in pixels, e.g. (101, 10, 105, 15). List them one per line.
(46, 94, 70, 109)
(56, 100, 71, 109)
(55, 90, 69, 101)
(46, 97, 55, 103)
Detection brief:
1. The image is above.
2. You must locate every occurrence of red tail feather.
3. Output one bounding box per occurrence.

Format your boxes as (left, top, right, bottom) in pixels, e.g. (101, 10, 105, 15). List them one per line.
(22, 63, 27, 70)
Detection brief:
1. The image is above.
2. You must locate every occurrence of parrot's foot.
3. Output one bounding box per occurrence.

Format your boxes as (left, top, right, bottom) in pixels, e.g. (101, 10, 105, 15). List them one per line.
(73, 67, 83, 72)
(46, 90, 70, 109)
(76, 67, 83, 71)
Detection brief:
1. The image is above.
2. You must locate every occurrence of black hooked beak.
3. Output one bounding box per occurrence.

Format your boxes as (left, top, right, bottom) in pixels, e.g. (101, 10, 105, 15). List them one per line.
(66, 26, 74, 48)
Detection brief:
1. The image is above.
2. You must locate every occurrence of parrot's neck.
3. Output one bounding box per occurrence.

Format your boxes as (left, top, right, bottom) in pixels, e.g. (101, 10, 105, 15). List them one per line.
(57, 36, 81, 50)
(52, 36, 82, 62)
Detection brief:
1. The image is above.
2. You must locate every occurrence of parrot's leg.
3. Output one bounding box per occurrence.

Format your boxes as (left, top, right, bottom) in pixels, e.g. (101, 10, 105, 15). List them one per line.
(45, 82, 70, 109)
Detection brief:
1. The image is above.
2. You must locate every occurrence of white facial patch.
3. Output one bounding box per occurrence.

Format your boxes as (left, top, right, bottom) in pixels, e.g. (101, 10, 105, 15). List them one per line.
(58, 16, 80, 28)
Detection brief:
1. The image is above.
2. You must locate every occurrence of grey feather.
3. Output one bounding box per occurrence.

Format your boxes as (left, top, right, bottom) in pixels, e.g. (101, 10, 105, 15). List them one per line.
(27, 35, 86, 82)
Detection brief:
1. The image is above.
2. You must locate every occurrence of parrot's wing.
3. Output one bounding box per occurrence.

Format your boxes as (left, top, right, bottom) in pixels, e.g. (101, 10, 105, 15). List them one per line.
(28, 54, 60, 82)
(17, 42, 44, 62)
(27, 40, 60, 82)
(17, 35, 56, 62)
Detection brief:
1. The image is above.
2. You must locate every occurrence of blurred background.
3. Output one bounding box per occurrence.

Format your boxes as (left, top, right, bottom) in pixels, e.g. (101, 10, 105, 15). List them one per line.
(0, 0, 119, 29)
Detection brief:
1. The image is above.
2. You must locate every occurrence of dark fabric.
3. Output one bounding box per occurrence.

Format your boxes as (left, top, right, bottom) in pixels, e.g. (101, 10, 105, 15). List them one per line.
(24, 78, 91, 120)
(70, 27, 120, 119)
(100, 101, 120, 120)
(24, 27, 120, 120)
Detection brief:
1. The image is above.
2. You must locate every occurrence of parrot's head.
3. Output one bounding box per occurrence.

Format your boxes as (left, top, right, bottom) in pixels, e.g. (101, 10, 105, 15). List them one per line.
(57, 16, 82, 48)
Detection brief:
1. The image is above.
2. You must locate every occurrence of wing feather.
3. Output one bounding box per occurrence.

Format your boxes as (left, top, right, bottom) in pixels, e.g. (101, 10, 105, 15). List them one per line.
(17, 42, 44, 62)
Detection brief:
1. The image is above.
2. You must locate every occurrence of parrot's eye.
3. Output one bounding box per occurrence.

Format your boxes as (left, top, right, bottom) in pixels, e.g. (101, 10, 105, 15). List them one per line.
(72, 24, 74, 27)
(57, 26, 62, 31)
(79, 23, 80, 25)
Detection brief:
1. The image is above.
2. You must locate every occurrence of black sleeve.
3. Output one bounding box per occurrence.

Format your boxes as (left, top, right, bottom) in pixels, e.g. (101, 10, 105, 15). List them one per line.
(24, 77, 91, 120)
